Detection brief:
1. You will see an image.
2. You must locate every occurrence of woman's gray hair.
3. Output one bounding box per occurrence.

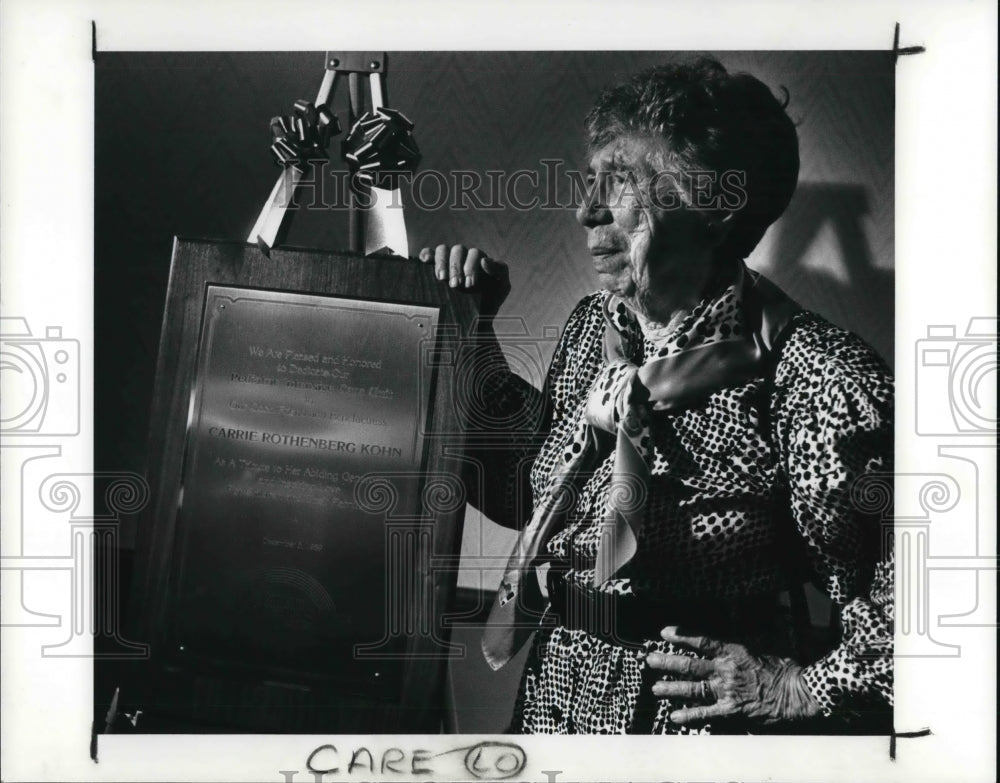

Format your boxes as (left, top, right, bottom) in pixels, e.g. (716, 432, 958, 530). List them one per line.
(585, 57, 800, 261)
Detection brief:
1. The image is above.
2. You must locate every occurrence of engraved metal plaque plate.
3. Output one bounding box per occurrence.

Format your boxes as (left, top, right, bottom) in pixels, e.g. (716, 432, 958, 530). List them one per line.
(168, 285, 439, 676)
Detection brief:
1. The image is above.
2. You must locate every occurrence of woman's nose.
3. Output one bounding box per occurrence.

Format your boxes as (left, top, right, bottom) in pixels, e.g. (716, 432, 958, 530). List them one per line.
(576, 180, 612, 228)
(576, 196, 612, 228)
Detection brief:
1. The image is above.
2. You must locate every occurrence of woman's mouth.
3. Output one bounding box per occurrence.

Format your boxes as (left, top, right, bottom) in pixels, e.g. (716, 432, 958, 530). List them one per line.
(589, 246, 619, 257)
(590, 246, 624, 273)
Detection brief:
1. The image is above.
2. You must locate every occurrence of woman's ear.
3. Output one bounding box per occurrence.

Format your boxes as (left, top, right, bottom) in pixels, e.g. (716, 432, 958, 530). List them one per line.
(702, 209, 736, 247)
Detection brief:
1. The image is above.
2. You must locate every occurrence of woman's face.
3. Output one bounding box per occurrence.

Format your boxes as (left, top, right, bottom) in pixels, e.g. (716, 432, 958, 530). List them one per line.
(576, 134, 720, 324)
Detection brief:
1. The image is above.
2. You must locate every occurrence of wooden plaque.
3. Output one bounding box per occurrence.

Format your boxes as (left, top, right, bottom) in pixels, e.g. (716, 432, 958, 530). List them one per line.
(129, 238, 480, 733)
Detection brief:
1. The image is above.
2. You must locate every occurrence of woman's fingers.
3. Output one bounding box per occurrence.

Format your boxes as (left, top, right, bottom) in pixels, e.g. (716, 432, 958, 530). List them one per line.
(651, 678, 717, 701)
(448, 244, 467, 288)
(481, 253, 510, 285)
(464, 247, 482, 288)
(659, 626, 725, 658)
(648, 636, 819, 724)
(645, 653, 715, 679)
(434, 244, 449, 281)
(480, 254, 501, 276)
(419, 244, 505, 289)
(668, 701, 731, 726)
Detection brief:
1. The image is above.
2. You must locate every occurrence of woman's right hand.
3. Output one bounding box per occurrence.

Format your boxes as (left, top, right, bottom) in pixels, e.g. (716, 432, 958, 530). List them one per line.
(418, 244, 510, 316)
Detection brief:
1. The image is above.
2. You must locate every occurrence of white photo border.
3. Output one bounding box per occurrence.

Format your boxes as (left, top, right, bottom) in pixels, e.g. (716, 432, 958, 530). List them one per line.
(1, 1, 996, 781)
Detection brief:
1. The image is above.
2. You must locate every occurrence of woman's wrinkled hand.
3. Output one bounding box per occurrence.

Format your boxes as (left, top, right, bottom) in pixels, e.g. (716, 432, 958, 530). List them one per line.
(645, 626, 823, 726)
(418, 244, 510, 317)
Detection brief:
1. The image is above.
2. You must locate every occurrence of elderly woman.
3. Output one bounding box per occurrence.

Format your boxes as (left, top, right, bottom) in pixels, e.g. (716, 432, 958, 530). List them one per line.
(420, 58, 893, 734)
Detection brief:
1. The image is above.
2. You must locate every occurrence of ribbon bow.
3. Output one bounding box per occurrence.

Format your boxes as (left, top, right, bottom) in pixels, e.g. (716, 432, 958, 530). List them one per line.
(269, 99, 340, 168)
(341, 107, 421, 186)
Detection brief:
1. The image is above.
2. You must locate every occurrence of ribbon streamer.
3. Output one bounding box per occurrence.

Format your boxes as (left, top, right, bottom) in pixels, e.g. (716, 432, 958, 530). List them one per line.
(341, 107, 421, 187)
(269, 99, 340, 168)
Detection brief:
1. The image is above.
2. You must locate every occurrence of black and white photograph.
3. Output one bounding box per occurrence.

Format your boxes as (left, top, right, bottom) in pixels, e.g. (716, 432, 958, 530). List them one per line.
(1, 2, 996, 782)
(91, 48, 897, 737)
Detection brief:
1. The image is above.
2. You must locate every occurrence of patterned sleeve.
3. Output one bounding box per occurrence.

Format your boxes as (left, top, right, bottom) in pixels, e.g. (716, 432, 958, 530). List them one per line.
(772, 315, 895, 719)
(463, 294, 602, 529)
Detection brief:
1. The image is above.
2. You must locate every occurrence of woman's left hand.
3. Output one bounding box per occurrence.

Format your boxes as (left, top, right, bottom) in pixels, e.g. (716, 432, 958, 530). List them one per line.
(645, 626, 822, 726)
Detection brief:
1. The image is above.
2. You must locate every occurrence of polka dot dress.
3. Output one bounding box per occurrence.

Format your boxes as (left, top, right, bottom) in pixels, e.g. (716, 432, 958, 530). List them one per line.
(508, 277, 894, 734)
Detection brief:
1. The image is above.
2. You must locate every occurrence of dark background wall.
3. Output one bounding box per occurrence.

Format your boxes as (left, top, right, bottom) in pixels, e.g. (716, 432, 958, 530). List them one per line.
(96, 50, 893, 731)
(96, 50, 894, 502)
